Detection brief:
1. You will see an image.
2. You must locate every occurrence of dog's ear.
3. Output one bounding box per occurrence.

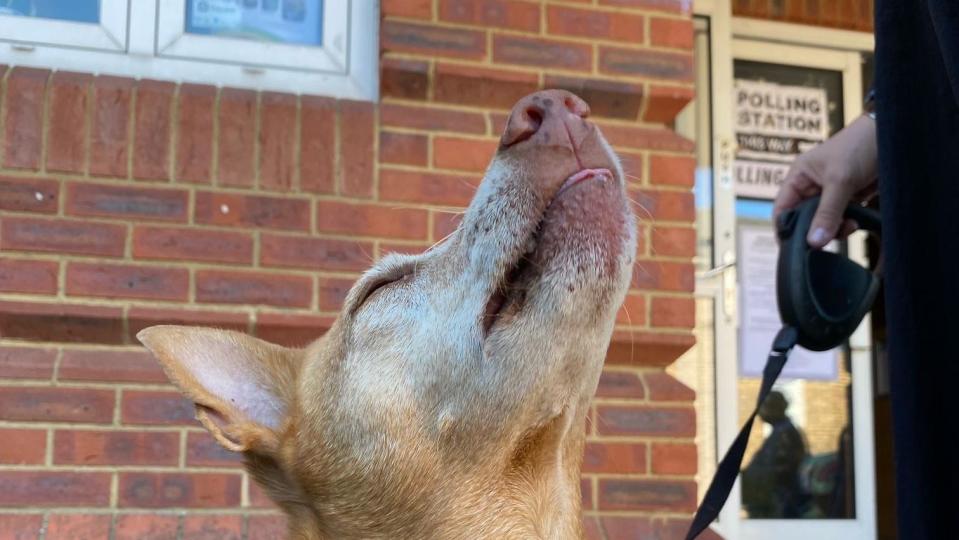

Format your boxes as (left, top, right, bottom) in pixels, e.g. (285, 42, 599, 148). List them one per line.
(137, 325, 301, 454)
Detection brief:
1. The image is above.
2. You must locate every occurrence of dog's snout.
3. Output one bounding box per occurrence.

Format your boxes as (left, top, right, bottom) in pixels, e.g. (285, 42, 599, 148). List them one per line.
(500, 90, 591, 147)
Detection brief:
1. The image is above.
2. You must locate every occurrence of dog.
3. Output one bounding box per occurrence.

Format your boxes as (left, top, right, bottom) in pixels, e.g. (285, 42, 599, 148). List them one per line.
(138, 89, 637, 539)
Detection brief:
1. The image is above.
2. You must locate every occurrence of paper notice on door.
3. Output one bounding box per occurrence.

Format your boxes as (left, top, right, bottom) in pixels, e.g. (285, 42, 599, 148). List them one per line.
(733, 79, 830, 200)
(738, 224, 838, 380)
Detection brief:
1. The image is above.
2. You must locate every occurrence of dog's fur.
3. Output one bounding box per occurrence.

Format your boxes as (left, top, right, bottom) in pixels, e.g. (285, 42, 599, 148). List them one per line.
(138, 90, 637, 539)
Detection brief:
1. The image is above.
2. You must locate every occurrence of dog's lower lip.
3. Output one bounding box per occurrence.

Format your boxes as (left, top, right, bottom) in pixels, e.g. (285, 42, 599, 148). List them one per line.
(556, 168, 613, 197)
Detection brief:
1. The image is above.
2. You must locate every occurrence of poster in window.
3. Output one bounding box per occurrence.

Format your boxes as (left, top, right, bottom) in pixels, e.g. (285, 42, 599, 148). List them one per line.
(186, 0, 322, 46)
(733, 80, 829, 200)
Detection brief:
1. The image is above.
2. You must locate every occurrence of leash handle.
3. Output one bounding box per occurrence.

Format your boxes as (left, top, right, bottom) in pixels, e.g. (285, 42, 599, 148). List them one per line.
(684, 326, 799, 540)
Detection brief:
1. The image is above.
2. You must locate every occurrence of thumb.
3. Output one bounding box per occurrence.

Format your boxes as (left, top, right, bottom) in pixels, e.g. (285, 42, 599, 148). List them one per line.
(807, 184, 851, 248)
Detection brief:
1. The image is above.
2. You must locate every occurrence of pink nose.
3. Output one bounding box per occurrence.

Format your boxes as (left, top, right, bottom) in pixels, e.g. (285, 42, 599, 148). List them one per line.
(501, 90, 591, 147)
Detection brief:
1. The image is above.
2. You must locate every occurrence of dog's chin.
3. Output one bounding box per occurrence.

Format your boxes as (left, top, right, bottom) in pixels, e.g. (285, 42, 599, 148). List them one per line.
(483, 167, 634, 338)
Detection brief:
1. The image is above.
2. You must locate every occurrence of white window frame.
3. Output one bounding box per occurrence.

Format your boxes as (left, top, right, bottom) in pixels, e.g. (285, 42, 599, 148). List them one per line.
(0, 0, 378, 101)
(0, 0, 129, 52)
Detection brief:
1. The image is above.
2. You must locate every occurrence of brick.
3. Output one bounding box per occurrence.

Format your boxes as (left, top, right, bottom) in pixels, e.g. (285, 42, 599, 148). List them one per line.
(595, 122, 694, 152)
(434, 63, 539, 109)
(651, 442, 696, 474)
(595, 369, 645, 398)
(382, 20, 486, 60)
(0, 258, 57, 294)
(0, 514, 43, 539)
(0, 301, 124, 344)
(46, 72, 91, 173)
(66, 262, 189, 301)
(260, 233, 372, 272)
(0, 346, 56, 379)
(598, 478, 696, 512)
(133, 226, 254, 264)
(300, 96, 336, 194)
(217, 88, 256, 188)
(59, 348, 168, 384)
(382, 0, 432, 19)
(66, 182, 188, 222)
(247, 515, 288, 540)
(318, 277, 355, 311)
(3, 67, 48, 170)
(649, 154, 695, 187)
(46, 514, 112, 539)
(183, 515, 242, 540)
(583, 516, 602, 540)
(598, 516, 655, 540)
(195, 270, 313, 308)
(248, 482, 276, 508)
(433, 136, 497, 173)
(122, 390, 195, 426)
(0, 175, 58, 213)
(432, 210, 463, 241)
(119, 472, 241, 508)
(599, 47, 694, 81)
(194, 191, 310, 231)
(115, 514, 180, 540)
(651, 295, 695, 328)
(380, 169, 478, 207)
(493, 35, 592, 70)
(54, 430, 179, 466)
(646, 84, 695, 124)
(186, 431, 243, 467)
(254, 312, 334, 347)
(175, 84, 215, 183)
(650, 16, 694, 49)
(581, 478, 593, 510)
(615, 292, 647, 326)
(583, 442, 647, 474)
(598, 0, 690, 13)
(0, 472, 110, 506)
(0, 218, 126, 257)
(440, 0, 541, 31)
(381, 103, 486, 134)
(651, 226, 695, 258)
(630, 188, 694, 221)
(380, 131, 428, 166)
(316, 201, 429, 240)
(596, 405, 695, 437)
(133, 80, 175, 180)
(339, 100, 375, 197)
(0, 386, 114, 423)
(259, 92, 297, 191)
(381, 57, 429, 100)
(544, 76, 643, 119)
(127, 307, 249, 341)
(90, 76, 133, 177)
(547, 6, 643, 42)
(0, 429, 45, 464)
(644, 371, 695, 401)
(632, 260, 694, 292)
(379, 242, 430, 256)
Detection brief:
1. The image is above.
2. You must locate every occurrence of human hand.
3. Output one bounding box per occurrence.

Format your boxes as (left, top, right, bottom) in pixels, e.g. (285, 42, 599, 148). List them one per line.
(773, 115, 879, 248)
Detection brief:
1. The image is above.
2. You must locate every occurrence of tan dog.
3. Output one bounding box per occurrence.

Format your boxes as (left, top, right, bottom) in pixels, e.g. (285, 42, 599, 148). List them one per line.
(138, 90, 637, 539)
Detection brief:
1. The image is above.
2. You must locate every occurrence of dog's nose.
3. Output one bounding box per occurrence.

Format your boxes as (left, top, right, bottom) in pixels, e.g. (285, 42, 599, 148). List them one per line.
(501, 90, 590, 147)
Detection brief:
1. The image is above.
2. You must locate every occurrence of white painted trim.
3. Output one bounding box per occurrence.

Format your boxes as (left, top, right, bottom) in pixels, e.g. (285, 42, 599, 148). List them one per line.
(0, 0, 379, 102)
(733, 17, 874, 53)
(0, 0, 130, 52)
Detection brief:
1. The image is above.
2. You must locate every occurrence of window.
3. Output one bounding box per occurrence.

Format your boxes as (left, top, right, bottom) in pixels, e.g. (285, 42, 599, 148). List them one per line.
(0, 1, 377, 100)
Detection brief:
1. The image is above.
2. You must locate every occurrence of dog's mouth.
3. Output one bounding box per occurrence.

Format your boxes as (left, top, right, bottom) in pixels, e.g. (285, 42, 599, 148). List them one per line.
(482, 168, 614, 336)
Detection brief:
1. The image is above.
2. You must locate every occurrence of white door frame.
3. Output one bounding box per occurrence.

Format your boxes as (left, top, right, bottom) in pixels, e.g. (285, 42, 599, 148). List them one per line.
(693, 2, 877, 538)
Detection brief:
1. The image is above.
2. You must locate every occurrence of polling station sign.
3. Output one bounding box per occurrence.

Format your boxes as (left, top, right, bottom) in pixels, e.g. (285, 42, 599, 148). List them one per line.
(733, 80, 829, 199)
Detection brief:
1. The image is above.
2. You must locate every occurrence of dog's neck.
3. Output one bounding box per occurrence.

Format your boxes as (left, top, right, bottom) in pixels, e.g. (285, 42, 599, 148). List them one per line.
(255, 402, 590, 539)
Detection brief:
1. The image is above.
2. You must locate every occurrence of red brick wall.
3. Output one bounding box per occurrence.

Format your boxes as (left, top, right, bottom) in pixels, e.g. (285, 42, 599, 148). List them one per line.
(0, 1, 697, 538)
(733, 0, 874, 32)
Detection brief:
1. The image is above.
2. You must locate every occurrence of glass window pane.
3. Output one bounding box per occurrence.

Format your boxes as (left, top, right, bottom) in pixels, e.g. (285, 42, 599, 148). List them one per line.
(186, 0, 323, 46)
(0, 0, 100, 23)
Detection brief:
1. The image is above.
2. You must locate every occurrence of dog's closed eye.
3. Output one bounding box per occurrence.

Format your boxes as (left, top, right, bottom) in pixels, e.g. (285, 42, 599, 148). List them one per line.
(353, 272, 412, 312)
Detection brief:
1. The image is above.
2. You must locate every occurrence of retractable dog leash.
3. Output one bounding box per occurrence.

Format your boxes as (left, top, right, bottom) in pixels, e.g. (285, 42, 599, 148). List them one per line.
(685, 197, 882, 540)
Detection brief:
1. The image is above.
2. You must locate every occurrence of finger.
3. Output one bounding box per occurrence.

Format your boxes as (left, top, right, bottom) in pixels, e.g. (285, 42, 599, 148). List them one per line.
(773, 166, 814, 223)
(807, 183, 852, 248)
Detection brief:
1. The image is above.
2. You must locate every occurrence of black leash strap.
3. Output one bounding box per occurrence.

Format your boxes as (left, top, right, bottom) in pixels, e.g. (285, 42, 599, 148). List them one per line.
(684, 325, 799, 540)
